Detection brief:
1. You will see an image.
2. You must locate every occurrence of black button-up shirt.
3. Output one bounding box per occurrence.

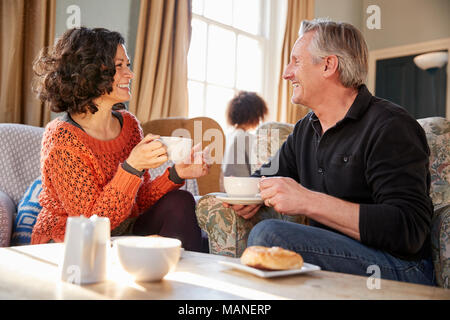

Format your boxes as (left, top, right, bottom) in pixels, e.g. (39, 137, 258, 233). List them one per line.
(254, 85, 433, 261)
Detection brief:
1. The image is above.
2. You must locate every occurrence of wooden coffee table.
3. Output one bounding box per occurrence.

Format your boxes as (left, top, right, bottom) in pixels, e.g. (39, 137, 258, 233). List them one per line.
(0, 243, 448, 300)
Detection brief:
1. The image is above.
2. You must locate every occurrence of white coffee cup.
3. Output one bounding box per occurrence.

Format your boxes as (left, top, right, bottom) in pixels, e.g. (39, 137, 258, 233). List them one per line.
(115, 236, 182, 282)
(223, 177, 261, 198)
(159, 136, 192, 163)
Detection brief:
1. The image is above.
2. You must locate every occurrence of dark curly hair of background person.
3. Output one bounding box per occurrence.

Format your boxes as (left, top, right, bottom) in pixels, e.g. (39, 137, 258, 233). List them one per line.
(226, 91, 268, 128)
(32, 27, 125, 114)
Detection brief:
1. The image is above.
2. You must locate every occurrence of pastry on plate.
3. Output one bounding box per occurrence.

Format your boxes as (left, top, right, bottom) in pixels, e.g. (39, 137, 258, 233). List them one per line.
(240, 246, 304, 270)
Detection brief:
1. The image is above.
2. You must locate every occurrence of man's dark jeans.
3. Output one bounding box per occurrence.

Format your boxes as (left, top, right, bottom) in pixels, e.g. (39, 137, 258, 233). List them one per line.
(248, 219, 436, 286)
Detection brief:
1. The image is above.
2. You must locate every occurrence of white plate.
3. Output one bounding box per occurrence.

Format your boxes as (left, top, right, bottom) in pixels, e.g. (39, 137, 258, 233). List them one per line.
(218, 260, 321, 278)
(215, 193, 263, 205)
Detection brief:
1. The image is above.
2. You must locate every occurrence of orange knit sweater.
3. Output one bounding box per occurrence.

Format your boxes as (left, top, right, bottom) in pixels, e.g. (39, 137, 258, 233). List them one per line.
(31, 110, 183, 244)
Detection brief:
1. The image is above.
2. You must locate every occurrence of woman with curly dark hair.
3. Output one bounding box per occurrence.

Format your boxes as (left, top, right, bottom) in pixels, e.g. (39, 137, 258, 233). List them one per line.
(31, 27, 209, 252)
(222, 91, 268, 177)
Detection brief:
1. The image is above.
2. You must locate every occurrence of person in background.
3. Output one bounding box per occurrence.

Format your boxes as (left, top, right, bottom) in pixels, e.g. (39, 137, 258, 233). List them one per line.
(31, 27, 209, 252)
(222, 91, 268, 177)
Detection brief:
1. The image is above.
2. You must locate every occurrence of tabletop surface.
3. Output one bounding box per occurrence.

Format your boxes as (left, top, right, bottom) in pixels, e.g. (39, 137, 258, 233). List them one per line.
(0, 243, 448, 300)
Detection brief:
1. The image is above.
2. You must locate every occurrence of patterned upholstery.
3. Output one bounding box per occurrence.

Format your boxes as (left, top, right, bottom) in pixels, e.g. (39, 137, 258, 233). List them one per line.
(0, 124, 44, 206)
(196, 117, 450, 288)
(250, 122, 295, 174)
(0, 191, 15, 247)
(0, 124, 44, 247)
(431, 204, 450, 288)
(417, 117, 450, 207)
(196, 194, 306, 257)
(0, 123, 199, 247)
(417, 117, 450, 288)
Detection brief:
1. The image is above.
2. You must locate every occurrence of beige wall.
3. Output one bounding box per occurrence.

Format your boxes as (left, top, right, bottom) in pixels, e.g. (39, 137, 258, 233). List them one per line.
(315, 0, 450, 51)
(362, 0, 450, 50)
(315, 0, 364, 31)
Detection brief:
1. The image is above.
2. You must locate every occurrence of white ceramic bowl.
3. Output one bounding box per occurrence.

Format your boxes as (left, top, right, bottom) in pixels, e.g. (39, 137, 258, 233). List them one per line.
(223, 177, 261, 197)
(159, 136, 192, 163)
(115, 236, 181, 282)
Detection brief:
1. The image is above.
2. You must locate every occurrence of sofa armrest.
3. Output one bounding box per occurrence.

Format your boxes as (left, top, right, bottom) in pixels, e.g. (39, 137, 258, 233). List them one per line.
(0, 191, 16, 247)
(431, 204, 450, 288)
(195, 194, 260, 257)
(195, 194, 308, 257)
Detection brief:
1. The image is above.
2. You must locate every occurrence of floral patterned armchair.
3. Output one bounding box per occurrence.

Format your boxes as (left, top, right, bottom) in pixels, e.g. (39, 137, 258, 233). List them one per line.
(196, 117, 450, 288)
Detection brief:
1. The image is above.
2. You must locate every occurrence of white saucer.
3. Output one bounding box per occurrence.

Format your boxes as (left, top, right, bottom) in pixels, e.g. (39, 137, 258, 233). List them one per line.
(219, 260, 321, 278)
(215, 193, 263, 205)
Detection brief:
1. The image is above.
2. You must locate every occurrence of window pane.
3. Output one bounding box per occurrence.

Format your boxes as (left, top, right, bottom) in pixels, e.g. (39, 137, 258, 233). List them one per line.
(192, 0, 204, 15)
(188, 81, 205, 118)
(236, 35, 263, 92)
(188, 19, 207, 81)
(233, 0, 261, 35)
(205, 85, 235, 130)
(207, 25, 236, 87)
(204, 0, 232, 25)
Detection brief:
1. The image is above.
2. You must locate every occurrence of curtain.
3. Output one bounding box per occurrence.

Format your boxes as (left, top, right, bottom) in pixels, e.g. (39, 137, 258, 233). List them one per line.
(0, 0, 55, 126)
(276, 0, 314, 124)
(129, 0, 192, 123)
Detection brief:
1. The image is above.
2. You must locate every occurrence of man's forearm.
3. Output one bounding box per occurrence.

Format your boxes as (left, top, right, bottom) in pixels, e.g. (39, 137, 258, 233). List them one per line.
(305, 191, 361, 241)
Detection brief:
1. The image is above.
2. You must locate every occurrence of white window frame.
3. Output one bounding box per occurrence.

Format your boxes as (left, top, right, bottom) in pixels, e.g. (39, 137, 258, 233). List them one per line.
(188, 0, 287, 125)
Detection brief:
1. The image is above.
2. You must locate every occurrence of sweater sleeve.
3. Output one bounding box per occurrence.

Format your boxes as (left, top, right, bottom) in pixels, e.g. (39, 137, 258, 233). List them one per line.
(42, 146, 142, 231)
(135, 167, 184, 212)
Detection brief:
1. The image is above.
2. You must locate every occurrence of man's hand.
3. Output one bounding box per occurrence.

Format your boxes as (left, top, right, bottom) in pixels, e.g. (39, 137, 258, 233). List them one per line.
(258, 176, 312, 215)
(259, 176, 361, 240)
(222, 203, 262, 220)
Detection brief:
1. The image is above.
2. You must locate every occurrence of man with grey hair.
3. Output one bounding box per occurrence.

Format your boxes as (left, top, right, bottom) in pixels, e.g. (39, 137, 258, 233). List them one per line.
(225, 18, 435, 286)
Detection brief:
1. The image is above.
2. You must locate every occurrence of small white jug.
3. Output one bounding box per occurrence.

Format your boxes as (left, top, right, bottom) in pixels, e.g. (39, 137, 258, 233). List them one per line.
(60, 215, 110, 284)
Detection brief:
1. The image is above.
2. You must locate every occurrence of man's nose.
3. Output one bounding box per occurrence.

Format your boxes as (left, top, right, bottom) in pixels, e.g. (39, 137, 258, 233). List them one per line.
(282, 65, 293, 80)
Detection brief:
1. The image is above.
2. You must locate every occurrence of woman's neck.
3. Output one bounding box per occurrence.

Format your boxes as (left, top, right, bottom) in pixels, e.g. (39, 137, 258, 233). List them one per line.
(236, 124, 256, 132)
(70, 105, 121, 141)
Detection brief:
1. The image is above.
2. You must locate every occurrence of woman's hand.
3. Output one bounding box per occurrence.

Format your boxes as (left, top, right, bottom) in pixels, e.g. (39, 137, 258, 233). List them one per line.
(126, 134, 168, 171)
(174, 143, 211, 179)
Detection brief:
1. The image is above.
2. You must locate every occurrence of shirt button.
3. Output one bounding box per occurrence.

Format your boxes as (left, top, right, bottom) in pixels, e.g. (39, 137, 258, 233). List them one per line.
(318, 168, 324, 174)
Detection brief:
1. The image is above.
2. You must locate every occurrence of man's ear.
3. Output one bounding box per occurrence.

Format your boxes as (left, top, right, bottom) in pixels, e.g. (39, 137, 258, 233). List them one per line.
(323, 55, 339, 78)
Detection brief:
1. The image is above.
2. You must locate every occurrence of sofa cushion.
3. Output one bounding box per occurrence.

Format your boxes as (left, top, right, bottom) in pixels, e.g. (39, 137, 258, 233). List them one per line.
(10, 177, 42, 246)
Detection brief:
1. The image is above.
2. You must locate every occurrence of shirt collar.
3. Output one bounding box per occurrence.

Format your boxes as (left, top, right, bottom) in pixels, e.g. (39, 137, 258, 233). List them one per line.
(343, 84, 372, 120)
(309, 84, 372, 123)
